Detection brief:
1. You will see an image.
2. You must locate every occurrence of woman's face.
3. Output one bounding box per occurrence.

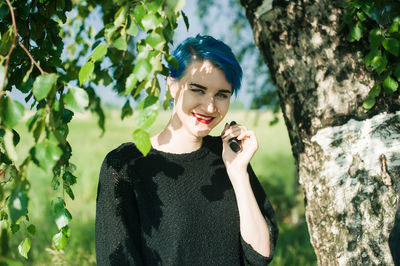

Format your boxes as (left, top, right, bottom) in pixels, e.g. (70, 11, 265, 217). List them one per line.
(168, 60, 232, 139)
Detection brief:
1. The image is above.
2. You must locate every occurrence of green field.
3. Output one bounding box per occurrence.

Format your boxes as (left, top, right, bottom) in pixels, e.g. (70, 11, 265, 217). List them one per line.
(6, 109, 317, 265)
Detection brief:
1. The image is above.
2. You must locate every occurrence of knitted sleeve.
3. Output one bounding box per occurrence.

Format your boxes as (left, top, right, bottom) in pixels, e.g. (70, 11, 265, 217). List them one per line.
(240, 165, 279, 266)
(95, 148, 144, 266)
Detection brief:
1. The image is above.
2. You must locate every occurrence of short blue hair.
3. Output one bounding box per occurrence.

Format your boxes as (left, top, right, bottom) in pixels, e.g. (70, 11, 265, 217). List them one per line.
(169, 34, 243, 95)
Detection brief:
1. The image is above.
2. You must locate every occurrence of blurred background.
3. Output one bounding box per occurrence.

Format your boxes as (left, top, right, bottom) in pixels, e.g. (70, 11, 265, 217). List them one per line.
(8, 1, 317, 265)
(12, 109, 316, 265)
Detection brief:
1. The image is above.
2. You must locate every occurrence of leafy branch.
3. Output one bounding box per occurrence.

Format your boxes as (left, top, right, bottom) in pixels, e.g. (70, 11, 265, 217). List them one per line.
(341, 0, 400, 111)
(0, 0, 187, 260)
(1, 0, 17, 95)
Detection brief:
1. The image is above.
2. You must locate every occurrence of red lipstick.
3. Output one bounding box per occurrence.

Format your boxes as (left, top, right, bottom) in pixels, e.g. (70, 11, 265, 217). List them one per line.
(192, 113, 215, 124)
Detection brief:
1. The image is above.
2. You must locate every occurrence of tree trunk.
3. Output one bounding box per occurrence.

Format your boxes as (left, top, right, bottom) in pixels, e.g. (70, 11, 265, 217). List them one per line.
(240, 0, 400, 264)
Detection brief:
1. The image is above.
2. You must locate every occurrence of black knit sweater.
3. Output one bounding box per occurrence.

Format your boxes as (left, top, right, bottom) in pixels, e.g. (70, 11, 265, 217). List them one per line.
(95, 135, 278, 265)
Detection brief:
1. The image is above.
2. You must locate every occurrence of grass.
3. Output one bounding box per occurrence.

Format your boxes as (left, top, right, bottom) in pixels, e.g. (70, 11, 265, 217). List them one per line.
(4, 108, 316, 265)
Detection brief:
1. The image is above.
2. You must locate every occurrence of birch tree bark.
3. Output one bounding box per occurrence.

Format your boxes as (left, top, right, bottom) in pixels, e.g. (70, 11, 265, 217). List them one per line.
(240, 0, 400, 264)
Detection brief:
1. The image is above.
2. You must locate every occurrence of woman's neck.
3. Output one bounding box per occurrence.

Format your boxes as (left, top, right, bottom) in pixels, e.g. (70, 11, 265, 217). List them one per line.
(150, 121, 203, 154)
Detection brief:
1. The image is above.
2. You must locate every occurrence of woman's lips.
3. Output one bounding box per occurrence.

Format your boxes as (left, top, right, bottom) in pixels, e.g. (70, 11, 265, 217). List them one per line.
(192, 113, 215, 124)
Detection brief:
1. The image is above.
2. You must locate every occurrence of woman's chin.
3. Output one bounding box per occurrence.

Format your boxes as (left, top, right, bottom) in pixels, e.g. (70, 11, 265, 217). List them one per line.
(193, 128, 212, 138)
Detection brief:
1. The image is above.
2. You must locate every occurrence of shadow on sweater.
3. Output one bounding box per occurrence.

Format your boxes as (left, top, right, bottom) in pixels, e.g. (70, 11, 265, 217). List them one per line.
(200, 160, 232, 202)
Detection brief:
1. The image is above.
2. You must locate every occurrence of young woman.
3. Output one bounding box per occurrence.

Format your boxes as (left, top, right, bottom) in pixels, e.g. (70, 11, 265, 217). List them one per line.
(95, 35, 278, 265)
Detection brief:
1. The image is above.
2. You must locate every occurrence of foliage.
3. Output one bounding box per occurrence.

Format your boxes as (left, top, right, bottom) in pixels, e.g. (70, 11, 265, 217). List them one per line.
(341, 0, 400, 111)
(0, 0, 186, 259)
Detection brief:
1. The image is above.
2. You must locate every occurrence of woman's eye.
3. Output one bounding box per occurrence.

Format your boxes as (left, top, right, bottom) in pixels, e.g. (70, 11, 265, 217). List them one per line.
(190, 89, 205, 94)
(216, 93, 228, 99)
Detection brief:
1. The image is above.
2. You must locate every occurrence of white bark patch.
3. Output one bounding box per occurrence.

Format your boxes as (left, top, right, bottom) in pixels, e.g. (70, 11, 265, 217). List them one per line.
(305, 111, 400, 265)
(325, 48, 334, 59)
(311, 32, 323, 48)
(287, 58, 295, 67)
(316, 75, 370, 115)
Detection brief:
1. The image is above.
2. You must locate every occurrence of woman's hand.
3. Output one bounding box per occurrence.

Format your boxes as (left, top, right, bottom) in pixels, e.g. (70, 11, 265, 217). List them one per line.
(221, 122, 259, 178)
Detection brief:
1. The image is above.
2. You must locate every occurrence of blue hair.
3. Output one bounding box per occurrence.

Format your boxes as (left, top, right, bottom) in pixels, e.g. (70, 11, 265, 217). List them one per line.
(169, 34, 243, 96)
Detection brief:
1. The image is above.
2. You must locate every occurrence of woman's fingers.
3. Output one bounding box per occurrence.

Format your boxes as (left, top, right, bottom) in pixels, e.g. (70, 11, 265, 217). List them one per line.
(221, 124, 247, 141)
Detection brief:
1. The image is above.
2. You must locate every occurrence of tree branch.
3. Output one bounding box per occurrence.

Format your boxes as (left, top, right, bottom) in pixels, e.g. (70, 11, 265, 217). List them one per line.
(1, 0, 18, 96)
(18, 42, 47, 75)
(1, 0, 48, 97)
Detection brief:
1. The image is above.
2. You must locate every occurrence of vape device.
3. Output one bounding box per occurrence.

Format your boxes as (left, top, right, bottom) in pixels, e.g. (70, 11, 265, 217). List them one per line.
(228, 121, 241, 153)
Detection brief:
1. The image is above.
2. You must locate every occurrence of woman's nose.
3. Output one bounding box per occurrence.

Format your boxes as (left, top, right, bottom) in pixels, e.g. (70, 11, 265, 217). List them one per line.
(204, 97, 216, 113)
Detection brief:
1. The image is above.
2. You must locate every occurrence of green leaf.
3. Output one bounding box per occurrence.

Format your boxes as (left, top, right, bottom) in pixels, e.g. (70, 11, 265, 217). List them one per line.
(141, 14, 162, 31)
(342, 7, 355, 25)
(150, 56, 162, 73)
(125, 73, 138, 95)
(362, 96, 375, 111)
(62, 171, 77, 186)
(137, 96, 158, 130)
(137, 108, 158, 131)
(163, 90, 173, 110)
(12, 129, 20, 146)
(52, 197, 65, 213)
(133, 5, 146, 24)
(53, 231, 67, 250)
(11, 223, 20, 234)
(163, 23, 174, 43)
(382, 38, 400, 56)
(32, 74, 58, 101)
(383, 75, 398, 93)
(141, 95, 159, 109)
(4, 129, 18, 163)
(8, 190, 28, 223)
(370, 55, 387, 75)
(181, 11, 189, 31)
(0, 28, 13, 56)
(54, 207, 72, 230)
(79, 62, 94, 86)
(368, 84, 381, 98)
(89, 44, 108, 62)
(132, 129, 151, 156)
(356, 11, 366, 22)
(368, 28, 384, 50)
(33, 140, 62, 172)
(133, 80, 147, 98)
(166, 0, 186, 13)
(389, 20, 399, 33)
(0, 4, 9, 20)
(104, 24, 117, 44)
(365, 49, 379, 67)
(347, 21, 363, 42)
(121, 100, 133, 120)
(62, 225, 71, 238)
(65, 186, 75, 200)
(64, 86, 89, 113)
(134, 58, 152, 82)
(0, 64, 6, 88)
(166, 54, 179, 70)
(112, 36, 128, 51)
(18, 238, 31, 259)
(1, 96, 24, 128)
(393, 64, 400, 81)
(27, 224, 36, 236)
(127, 15, 139, 37)
(148, 0, 163, 13)
(114, 6, 128, 28)
(0, 151, 12, 165)
(145, 32, 165, 50)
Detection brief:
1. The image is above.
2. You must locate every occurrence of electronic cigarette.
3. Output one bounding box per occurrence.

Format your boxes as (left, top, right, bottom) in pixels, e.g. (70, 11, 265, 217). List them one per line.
(228, 121, 241, 153)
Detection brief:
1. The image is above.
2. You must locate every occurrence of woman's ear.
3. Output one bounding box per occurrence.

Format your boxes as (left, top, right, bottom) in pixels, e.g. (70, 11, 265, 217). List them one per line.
(167, 76, 178, 98)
